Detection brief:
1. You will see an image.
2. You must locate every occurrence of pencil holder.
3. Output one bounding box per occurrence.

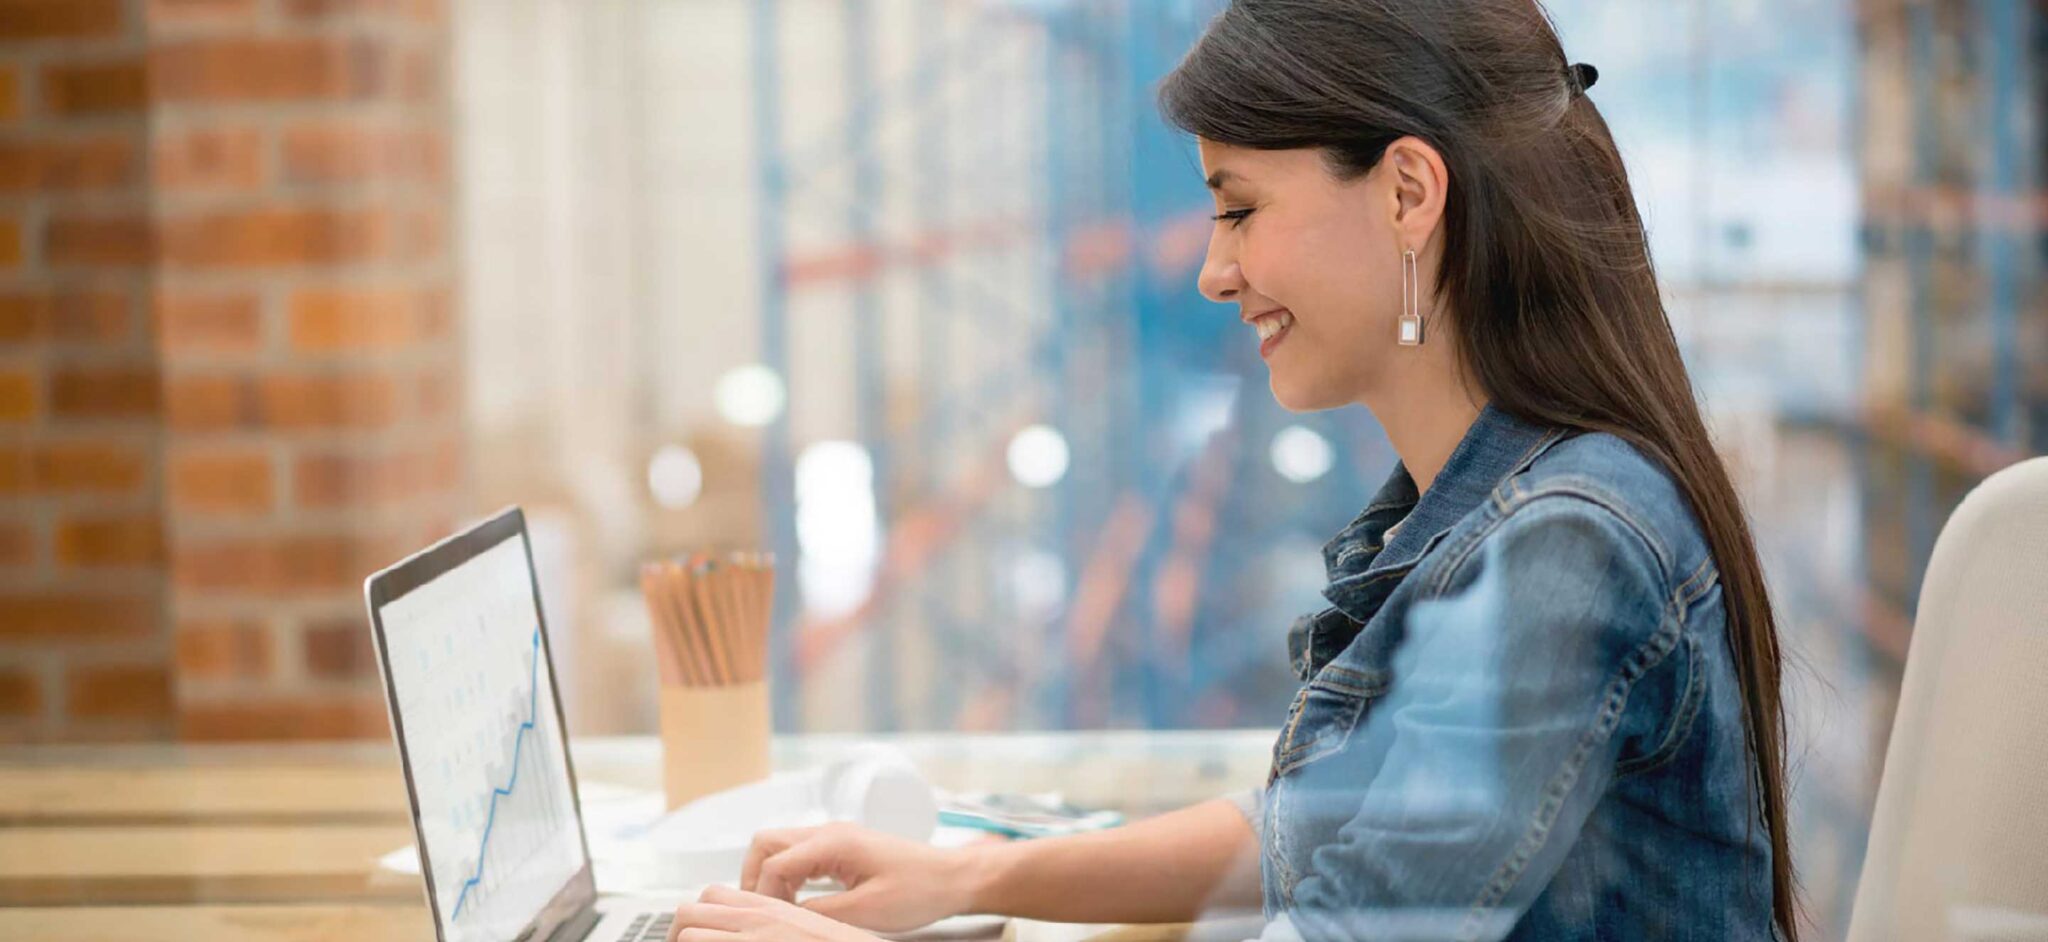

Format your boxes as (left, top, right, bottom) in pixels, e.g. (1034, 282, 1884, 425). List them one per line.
(657, 680, 772, 810)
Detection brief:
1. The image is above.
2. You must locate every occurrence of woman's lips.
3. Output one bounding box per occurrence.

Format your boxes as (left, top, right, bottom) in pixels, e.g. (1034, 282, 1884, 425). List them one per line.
(1256, 310, 1293, 359)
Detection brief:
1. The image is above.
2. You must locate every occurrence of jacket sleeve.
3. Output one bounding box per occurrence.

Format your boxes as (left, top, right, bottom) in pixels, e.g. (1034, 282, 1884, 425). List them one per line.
(1280, 493, 1682, 942)
(1225, 785, 1265, 845)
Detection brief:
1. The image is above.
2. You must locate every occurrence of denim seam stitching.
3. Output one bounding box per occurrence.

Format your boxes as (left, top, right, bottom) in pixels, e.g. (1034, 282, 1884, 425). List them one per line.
(1513, 427, 1571, 470)
(1275, 685, 1312, 775)
(1425, 488, 1672, 602)
(1270, 784, 1299, 905)
(1619, 631, 1708, 777)
(1620, 565, 1718, 776)
(1674, 556, 1716, 605)
(1456, 580, 1685, 939)
(1495, 483, 1674, 583)
(1315, 662, 1388, 691)
(1339, 562, 1421, 593)
(1273, 684, 1372, 776)
(1424, 508, 1502, 597)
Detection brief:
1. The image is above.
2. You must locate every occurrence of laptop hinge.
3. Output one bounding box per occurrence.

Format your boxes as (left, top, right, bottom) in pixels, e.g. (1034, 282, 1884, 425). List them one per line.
(544, 906, 603, 942)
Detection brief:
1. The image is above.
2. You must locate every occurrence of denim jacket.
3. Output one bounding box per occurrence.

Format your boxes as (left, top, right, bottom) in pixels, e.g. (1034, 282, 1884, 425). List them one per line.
(1247, 403, 1775, 941)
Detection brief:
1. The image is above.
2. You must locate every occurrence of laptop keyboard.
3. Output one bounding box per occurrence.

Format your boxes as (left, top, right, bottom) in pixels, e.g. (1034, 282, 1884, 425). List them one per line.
(618, 912, 673, 942)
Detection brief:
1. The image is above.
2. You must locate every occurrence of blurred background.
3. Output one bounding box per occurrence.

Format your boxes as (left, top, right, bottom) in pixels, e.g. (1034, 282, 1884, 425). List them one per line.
(0, 0, 2039, 934)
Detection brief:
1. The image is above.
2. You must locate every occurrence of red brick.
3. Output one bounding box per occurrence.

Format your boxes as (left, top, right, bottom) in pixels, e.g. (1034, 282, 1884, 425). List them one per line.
(302, 616, 374, 679)
(281, 123, 445, 186)
(0, 668, 42, 718)
(405, 41, 449, 94)
(163, 373, 247, 430)
(0, 213, 21, 267)
(153, 127, 265, 191)
(45, 212, 154, 268)
(0, 135, 140, 194)
(0, 0, 126, 41)
(159, 207, 403, 269)
(0, 289, 133, 348)
(0, 446, 23, 493)
(66, 663, 173, 720)
(32, 440, 151, 495)
(0, 591, 160, 642)
(179, 694, 388, 741)
(148, 0, 261, 22)
(282, 0, 444, 23)
(155, 291, 263, 354)
(167, 372, 406, 431)
(54, 514, 164, 568)
(175, 618, 273, 680)
(413, 368, 458, 421)
(0, 519, 33, 567)
(260, 372, 401, 429)
(294, 437, 458, 508)
(172, 531, 394, 593)
(400, 207, 443, 258)
(288, 286, 441, 352)
(49, 364, 161, 420)
(0, 66, 23, 124)
(0, 296, 33, 343)
(0, 369, 35, 422)
(169, 447, 273, 514)
(153, 37, 402, 104)
(40, 57, 148, 117)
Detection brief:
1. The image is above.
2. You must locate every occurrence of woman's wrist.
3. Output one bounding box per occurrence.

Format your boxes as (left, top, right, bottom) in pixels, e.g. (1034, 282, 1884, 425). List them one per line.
(948, 837, 1019, 916)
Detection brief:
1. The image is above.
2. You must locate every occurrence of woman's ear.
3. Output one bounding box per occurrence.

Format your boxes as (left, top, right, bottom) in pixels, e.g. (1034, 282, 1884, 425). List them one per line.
(1381, 136, 1448, 250)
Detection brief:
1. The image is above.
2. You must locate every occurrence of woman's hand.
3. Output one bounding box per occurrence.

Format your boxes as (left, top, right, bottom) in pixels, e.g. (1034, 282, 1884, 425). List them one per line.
(667, 884, 883, 942)
(739, 822, 983, 933)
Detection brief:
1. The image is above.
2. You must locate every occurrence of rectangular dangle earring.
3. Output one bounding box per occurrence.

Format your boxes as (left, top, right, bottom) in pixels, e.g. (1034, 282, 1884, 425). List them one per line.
(1398, 248, 1424, 346)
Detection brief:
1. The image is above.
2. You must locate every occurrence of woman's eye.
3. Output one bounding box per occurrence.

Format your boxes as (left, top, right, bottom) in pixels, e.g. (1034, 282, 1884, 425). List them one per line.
(1211, 208, 1254, 228)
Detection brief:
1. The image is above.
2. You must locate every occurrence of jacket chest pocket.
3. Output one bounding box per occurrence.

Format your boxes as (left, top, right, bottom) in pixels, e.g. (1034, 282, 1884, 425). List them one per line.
(1267, 665, 1387, 783)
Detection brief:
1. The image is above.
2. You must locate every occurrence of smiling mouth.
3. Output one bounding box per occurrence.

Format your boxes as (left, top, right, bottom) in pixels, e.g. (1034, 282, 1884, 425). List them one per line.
(1251, 309, 1294, 341)
(1252, 309, 1294, 357)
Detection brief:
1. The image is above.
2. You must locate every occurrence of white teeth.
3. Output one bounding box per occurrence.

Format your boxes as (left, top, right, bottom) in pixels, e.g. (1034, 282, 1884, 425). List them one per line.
(1253, 311, 1293, 342)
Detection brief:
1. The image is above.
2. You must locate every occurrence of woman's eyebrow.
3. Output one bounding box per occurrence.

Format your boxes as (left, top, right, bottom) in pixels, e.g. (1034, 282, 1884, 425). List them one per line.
(1204, 168, 1242, 190)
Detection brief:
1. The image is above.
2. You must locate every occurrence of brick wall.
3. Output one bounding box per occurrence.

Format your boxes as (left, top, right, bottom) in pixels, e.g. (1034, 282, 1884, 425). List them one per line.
(1, 0, 464, 742)
(1, 0, 170, 740)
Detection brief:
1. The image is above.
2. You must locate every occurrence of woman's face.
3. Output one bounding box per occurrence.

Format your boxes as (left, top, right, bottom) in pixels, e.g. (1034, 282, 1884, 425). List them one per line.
(1195, 139, 1405, 412)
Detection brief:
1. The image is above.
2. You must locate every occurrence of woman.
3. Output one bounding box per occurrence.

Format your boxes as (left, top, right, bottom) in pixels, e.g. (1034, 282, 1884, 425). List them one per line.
(667, 0, 1796, 938)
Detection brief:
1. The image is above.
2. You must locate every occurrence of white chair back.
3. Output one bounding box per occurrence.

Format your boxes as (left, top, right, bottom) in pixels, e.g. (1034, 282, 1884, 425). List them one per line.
(1848, 457, 2048, 940)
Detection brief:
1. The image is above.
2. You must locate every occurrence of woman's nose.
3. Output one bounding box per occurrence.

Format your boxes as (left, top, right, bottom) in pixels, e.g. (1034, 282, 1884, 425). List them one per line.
(1198, 255, 1244, 303)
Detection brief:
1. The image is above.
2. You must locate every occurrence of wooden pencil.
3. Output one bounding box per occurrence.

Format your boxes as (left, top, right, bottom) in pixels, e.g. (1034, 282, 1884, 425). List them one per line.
(732, 552, 759, 683)
(730, 551, 757, 683)
(640, 566, 683, 686)
(701, 557, 740, 685)
(665, 560, 718, 686)
(753, 552, 775, 683)
(723, 556, 755, 683)
(682, 554, 727, 685)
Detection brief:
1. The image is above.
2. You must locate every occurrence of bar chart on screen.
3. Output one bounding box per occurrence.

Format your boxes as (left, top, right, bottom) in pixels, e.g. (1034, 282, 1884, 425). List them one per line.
(381, 535, 586, 942)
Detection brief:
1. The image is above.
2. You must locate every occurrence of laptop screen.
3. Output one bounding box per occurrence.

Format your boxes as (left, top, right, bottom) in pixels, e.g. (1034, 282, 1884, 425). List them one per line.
(375, 525, 589, 942)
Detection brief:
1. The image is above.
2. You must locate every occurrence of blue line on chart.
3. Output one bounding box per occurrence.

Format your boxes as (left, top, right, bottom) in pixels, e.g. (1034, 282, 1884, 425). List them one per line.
(449, 625, 543, 921)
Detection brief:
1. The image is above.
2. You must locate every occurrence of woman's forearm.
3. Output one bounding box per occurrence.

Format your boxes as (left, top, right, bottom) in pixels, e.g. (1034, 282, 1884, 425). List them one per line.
(959, 797, 1263, 924)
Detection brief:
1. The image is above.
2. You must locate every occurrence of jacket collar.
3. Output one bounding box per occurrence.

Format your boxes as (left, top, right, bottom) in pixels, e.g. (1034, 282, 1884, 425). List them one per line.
(1319, 402, 1568, 622)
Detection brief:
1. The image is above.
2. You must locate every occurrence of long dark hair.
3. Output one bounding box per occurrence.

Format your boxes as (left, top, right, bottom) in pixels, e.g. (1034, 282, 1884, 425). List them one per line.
(1160, 0, 1797, 936)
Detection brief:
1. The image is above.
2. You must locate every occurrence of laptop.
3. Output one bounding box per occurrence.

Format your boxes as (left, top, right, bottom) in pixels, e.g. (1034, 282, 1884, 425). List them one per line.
(365, 506, 677, 942)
